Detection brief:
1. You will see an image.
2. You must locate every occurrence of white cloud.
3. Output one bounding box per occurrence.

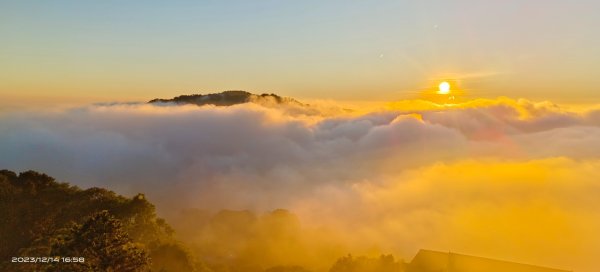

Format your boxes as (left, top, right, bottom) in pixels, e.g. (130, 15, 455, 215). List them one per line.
(2, 97, 600, 270)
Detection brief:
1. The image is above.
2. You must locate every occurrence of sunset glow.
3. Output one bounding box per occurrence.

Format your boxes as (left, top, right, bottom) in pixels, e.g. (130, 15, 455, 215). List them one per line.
(1, 1, 599, 272)
(438, 81, 451, 94)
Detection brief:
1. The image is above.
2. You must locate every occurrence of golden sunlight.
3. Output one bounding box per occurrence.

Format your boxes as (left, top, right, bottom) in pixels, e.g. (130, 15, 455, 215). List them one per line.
(438, 81, 451, 95)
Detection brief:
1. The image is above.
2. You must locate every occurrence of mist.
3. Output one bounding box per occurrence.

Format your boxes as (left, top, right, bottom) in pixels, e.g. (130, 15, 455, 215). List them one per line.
(1, 98, 600, 271)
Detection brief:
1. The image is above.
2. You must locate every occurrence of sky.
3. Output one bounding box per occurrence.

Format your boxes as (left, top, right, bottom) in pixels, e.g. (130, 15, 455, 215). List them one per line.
(2, 2, 600, 271)
(1, 0, 599, 106)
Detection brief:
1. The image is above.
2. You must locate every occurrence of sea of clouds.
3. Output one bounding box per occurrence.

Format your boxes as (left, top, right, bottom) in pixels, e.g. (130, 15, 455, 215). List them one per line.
(2, 97, 600, 271)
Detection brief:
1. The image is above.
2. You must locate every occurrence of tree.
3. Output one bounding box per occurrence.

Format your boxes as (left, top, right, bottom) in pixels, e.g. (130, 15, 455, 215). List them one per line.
(264, 265, 312, 272)
(329, 254, 405, 272)
(0, 170, 196, 272)
(149, 243, 213, 272)
(47, 210, 150, 272)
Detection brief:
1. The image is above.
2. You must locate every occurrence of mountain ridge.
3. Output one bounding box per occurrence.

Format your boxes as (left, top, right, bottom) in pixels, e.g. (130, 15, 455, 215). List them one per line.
(149, 90, 306, 107)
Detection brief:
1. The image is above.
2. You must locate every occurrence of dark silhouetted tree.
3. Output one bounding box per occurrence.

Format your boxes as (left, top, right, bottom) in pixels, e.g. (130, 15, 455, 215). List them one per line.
(329, 254, 405, 272)
(0, 170, 202, 272)
(264, 265, 312, 272)
(47, 210, 150, 272)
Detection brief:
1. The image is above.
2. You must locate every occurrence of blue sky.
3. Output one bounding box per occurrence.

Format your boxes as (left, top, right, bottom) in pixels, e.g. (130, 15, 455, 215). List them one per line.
(1, 0, 599, 103)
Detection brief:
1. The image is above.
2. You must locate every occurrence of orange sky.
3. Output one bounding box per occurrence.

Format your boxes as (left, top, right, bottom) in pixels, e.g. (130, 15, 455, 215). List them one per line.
(2, 1, 600, 106)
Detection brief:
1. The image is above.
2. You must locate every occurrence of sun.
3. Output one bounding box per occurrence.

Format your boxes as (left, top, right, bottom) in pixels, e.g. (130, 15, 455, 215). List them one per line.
(438, 81, 451, 94)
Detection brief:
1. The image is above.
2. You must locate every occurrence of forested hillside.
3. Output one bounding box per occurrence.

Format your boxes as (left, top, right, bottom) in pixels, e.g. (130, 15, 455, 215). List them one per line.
(0, 170, 203, 272)
(148, 91, 304, 107)
(0, 170, 405, 272)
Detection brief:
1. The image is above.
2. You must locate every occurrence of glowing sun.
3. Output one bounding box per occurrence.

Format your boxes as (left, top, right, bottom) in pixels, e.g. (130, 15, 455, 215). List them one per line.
(438, 81, 451, 94)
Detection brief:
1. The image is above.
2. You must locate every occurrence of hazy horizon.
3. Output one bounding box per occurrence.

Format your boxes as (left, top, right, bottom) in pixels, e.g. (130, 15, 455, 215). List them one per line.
(2, 0, 600, 106)
(2, 1, 599, 272)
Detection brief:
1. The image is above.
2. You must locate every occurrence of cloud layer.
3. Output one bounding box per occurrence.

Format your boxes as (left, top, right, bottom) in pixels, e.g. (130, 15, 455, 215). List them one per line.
(2, 98, 600, 271)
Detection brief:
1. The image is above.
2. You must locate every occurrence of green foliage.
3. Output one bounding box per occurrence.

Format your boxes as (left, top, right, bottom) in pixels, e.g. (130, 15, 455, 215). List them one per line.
(0, 170, 201, 272)
(1, 169, 407, 272)
(148, 91, 304, 107)
(149, 242, 212, 272)
(264, 265, 312, 272)
(329, 254, 406, 272)
(47, 210, 150, 272)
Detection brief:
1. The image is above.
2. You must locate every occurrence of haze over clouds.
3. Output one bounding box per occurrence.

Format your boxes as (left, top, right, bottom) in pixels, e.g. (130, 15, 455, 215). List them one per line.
(2, 97, 600, 271)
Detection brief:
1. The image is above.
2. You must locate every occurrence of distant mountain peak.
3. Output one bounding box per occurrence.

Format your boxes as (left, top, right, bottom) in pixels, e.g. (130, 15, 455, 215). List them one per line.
(148, 90, 305, 107)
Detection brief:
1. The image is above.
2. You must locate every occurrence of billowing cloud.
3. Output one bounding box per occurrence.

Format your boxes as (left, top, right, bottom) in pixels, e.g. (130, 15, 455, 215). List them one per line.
(1, 97, 600, 271)
(294, 158, 600, 271)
